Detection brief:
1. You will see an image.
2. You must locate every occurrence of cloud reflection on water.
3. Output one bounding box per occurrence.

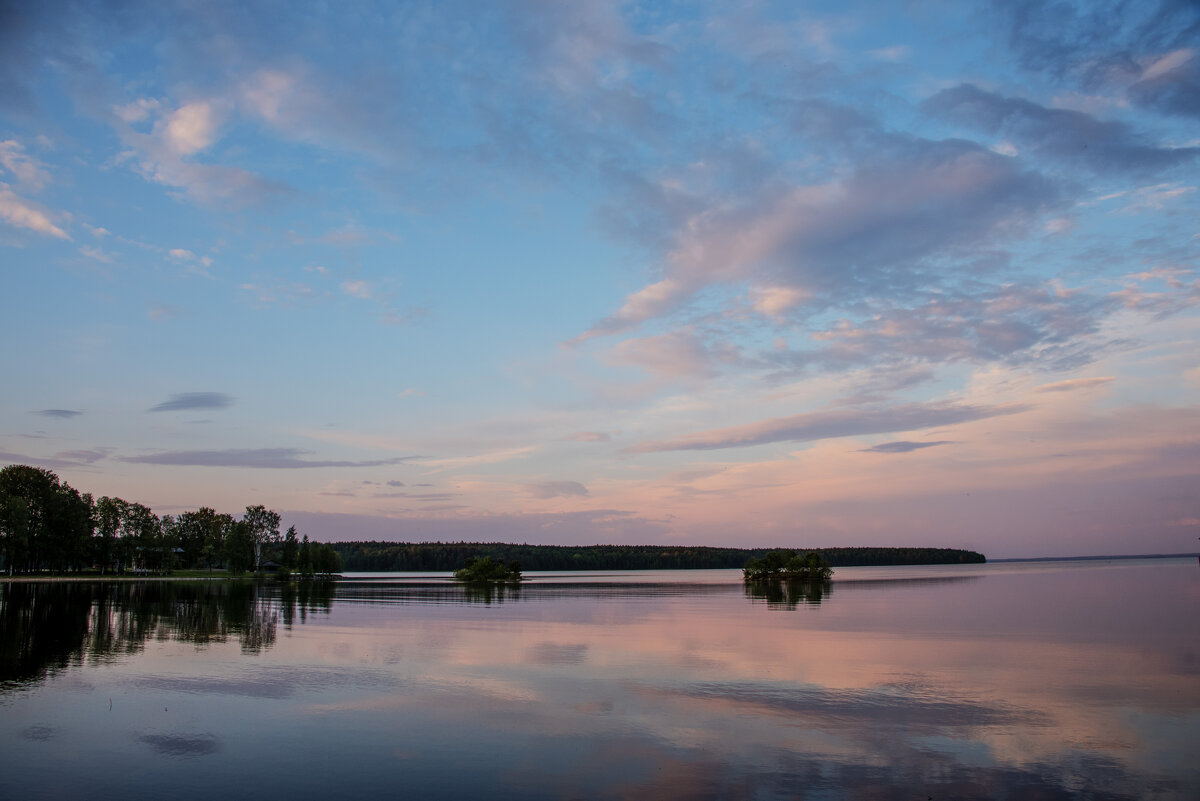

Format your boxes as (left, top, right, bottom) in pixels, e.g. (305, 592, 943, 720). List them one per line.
(1, 561, 1197, 800)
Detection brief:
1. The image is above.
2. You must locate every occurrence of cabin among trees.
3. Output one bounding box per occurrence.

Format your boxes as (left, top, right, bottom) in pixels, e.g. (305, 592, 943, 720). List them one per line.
(0, 464, 341, 576)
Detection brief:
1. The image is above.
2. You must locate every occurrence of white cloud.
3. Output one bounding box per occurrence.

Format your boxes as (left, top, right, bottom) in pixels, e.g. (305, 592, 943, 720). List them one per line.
(0, 186, 69, 239)
(114, 97, 161, 124)
(241, 70, 296, 124)
(751, 285, 810, 319)
(79, 245, 114, 262)
(167, 248, 213, 267)
(869, 45, 910, 62)
(423, 446, 536, 472)
(341, 280, 372, 299)
(1139, 48, 1195, 82)
(1114, 183, 1196, 213)
(573, 278, 687, 342)
(158, 101, 221, 156)
(0, 140, 51, 190)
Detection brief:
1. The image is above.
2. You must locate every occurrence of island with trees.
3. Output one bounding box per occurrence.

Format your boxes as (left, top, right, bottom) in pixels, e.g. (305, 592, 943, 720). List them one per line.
(0, 464, 341, 578)
(743, 550, 834, 581)
(454, 556, 523, 584)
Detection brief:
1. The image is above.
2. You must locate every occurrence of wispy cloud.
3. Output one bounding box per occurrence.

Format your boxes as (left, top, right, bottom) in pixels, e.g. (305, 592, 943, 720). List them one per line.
(627, 402, 1028, 453)
(859, 441, 952, 454)
(423, 446, 537, 471)
(1035, 377, 1115, 393)
(0, 139, 51, 189)
(148, 392, 234, 412)
(568, 431, 611, 442)
(0, 186, 68, 239)
(118, 448, 418, 469)
(525, 481, 590, 499)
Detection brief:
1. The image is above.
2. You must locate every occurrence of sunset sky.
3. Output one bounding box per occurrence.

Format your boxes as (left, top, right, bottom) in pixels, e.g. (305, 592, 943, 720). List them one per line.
(2, 0, 1197, 558)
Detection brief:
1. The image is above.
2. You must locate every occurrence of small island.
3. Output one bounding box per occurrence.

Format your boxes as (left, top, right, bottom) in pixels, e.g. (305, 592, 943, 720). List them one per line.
(743, 550, 833, 582)
(454, 556, 523, 584)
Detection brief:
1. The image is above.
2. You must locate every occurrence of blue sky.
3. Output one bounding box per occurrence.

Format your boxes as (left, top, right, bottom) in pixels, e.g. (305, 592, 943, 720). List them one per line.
(2, 0, 1197, 558)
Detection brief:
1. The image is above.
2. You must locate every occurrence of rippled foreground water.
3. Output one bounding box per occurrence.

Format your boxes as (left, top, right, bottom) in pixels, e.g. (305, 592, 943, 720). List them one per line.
(1, 559, 1197, 800)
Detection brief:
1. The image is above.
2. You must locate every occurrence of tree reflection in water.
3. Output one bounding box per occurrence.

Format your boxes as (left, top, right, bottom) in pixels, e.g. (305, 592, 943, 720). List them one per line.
(743, 578, 832, 609)
(460, 581, 522, 605)
(0, 580, 335, 688)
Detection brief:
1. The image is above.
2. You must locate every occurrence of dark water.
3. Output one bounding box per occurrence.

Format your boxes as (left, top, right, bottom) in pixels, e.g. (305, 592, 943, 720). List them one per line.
(1, 559, 1197, 800)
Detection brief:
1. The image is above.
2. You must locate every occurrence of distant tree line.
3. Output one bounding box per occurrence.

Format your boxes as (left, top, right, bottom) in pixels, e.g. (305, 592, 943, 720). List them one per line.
(332, 541, 986, 571)
(0, 464, 341, 576)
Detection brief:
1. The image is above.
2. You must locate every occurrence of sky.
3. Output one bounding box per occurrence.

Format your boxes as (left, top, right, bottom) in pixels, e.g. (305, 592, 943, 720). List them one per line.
(1, 0, 1198, 559)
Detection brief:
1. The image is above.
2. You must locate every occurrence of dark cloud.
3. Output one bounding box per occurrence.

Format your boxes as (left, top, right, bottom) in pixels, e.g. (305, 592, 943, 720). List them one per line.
(860, 441, 952, 454)
(996, 0, 1200, 116)
(526, 481, 590, 499)
(386, 480, 406, 487)
(118, 448, 417, 469)
(924, 84, 1197, 173)
(148, 392, 234, 413)
(627, 402, 1028, 453)
(1128, 50, 1200, 118)
(34, 409, 82, 418)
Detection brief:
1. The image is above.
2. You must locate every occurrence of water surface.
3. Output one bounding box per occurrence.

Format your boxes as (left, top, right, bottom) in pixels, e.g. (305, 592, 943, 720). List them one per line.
(2, 559, 1196, 799)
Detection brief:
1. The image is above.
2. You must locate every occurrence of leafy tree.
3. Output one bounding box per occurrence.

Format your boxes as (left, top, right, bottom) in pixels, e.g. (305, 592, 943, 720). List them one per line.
(124, 501, 166, 572)
(0, 492, 30, 575)
(224, 521, 256, 573)
(312, 543, 342, 576)
(0, 465, 93, 573)
(241, 505, 281, 572)
(95, 496, 130, 573)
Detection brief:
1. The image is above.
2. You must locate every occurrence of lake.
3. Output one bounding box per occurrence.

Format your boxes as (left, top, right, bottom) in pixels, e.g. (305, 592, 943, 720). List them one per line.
(1, 558, 1197, 800)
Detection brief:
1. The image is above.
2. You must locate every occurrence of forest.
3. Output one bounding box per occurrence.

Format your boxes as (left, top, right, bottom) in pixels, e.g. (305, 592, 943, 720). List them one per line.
(0, 464, 340, 576)
(332, 541, 986, 571)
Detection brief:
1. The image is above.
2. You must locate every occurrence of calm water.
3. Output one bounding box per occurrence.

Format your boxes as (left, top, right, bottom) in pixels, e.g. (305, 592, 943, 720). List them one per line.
(1, 559, 1197, 800)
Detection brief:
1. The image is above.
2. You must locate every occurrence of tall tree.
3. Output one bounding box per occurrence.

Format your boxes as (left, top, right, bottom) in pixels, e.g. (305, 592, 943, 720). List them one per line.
(0, 465, 93, 573)
(175, 507, 226, 569)
(241, 505, 281, 572)
(94, 496, 127, 574)
(282, 526, 299, 571)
